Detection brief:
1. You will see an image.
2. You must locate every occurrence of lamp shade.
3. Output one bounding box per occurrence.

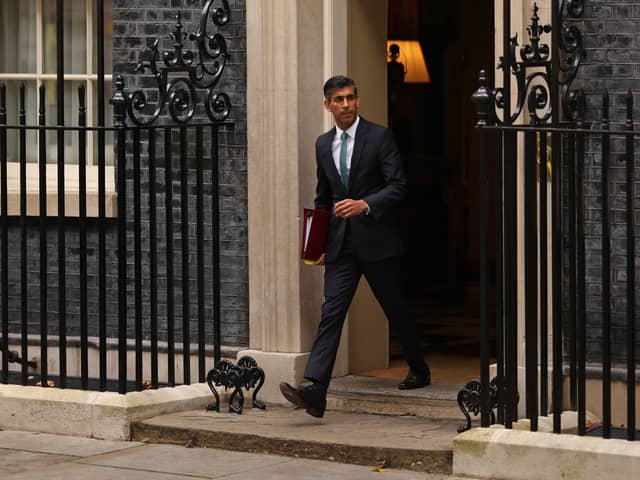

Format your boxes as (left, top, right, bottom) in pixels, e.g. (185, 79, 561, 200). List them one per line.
(387, 40, 430, 84)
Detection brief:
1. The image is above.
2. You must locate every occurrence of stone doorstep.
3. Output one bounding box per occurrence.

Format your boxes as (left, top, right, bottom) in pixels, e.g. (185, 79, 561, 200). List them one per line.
(132, 407, 458, 474)
(0, 383, 226, 441)
(326, 375, 463, 420)
(453, 424, 640, 480)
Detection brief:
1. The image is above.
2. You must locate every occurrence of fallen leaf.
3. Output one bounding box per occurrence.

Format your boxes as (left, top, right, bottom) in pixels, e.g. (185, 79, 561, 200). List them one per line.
(371, 466, 386, 473)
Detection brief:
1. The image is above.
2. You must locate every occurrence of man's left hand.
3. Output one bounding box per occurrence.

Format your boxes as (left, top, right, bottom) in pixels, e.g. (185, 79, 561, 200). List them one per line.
(334, 199, 368, 218)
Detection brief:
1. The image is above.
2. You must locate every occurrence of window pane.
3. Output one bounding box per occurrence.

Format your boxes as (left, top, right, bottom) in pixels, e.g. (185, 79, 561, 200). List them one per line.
(44, 80, 85, 164)
(92, 80, 114, 166)
(2, 81, 38, 163)
(43, 0, 87, 74)
(0, 0, 37, 73)
(92, 0, 113, 74)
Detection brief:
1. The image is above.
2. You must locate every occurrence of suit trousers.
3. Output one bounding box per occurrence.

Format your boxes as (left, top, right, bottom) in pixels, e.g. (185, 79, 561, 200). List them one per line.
(304, 230, 427, 387)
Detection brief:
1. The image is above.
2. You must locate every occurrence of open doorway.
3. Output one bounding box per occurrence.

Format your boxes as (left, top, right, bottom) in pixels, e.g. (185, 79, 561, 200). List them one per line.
(368, 0, 497, 383)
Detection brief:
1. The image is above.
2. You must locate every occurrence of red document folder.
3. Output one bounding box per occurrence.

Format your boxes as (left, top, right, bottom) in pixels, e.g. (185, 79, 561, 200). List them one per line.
(301, 208, 330, 264)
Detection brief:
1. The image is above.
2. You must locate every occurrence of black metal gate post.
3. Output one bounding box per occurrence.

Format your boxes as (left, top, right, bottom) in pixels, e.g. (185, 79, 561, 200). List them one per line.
(472, 70, 493, 427)
(111, 78, 128, 395)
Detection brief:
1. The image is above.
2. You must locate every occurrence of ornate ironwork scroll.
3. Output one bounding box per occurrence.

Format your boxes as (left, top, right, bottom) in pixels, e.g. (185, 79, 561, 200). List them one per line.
(114, 0, 232, 125)
(494, 2, 584, 125)
(457, 377, 500, 433)
(206, 356, 266, 414)
(559, 0, 585, 120)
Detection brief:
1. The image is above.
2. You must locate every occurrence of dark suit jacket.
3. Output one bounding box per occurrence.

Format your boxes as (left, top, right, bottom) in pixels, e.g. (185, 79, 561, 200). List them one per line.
(314, 117, 407, 263)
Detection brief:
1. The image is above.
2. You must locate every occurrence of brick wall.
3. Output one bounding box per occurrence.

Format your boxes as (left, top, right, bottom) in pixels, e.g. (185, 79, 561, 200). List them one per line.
(2, 0, 248, 350)
(112, 0, 248, 346)
(568, 1, 640, 365)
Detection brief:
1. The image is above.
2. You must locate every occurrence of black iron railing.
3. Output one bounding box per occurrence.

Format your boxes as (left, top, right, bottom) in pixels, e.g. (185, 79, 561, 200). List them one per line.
(0, 1, 242, 396)
(0, 83, 229, 393)
(460, 0, 639, 441)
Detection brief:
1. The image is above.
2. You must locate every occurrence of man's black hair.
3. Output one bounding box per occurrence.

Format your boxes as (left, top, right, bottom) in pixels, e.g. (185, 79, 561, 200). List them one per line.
(323, 75, 358, 100)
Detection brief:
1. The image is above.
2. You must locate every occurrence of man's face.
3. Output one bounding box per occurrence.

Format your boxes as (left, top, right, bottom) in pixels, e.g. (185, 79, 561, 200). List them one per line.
(324, 85, 360, 130)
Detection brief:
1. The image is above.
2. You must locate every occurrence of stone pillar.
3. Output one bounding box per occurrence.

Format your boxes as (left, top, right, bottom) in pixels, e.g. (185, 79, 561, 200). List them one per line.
(241, 0, 328, 402)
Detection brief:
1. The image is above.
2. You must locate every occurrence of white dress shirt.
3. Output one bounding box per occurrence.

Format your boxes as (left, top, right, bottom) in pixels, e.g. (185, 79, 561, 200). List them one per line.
(329, 116, 369, 214)
(331, 115, 360, 174)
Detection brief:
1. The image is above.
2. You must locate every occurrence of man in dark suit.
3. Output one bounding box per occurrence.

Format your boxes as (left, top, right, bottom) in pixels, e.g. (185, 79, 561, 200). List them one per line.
(280, 76, 430, 418)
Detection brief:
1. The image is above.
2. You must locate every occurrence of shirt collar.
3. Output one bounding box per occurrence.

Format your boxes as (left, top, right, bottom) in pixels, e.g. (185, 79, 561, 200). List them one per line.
(335, 115, 360, 139)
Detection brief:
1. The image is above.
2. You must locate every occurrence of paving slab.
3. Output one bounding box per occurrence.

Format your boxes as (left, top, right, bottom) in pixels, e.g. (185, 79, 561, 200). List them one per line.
(219, 457, 462, 480)
(0, 430, 140, 457)
(133, 406, 458, 474)
(0, 448, 75, 475)
(7, 462, 191, 480)
(76, 443, 292, 478)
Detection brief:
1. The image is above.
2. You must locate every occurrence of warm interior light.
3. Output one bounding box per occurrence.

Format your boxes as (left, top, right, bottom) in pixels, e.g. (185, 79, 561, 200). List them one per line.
(386, 40, 430, 84)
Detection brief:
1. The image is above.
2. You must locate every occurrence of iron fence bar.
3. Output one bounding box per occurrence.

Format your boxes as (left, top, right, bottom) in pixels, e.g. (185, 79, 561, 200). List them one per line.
(568, 125, 577, 412)
(180, 127, 190, 385)
(524, 127, 538, 432)
(504, 128, 518, 428)
(149, 128, 159, 388)
(97, 0, 105, 131)
(38, 85, 48, 387)
(479, 115, 490, 427)
(552, 0, 564, 430)
(56, 0, 67, 389)
(165, 127, 176, 386)
(601, 91, 611, 439)
(134, 129, 143, 391)
(539, 131, 548, 417)
(211, 125, 221, 365)
(97, 0, 107, 393)
(477, 125, 633, 135)
(196, 126, 205, 382)
(0, 84, 7, 384)
(19, 85, 28, 385)
(116, 127, 127, 395)
(78, 85, 89, 390)
(576, 103, 586, 436)
(625, 91, 636, 442)
(0, 123, 232, 132)
(496, 130, 505, 425)
(551, 125, 563, 434)
(502, 0, 519, 429)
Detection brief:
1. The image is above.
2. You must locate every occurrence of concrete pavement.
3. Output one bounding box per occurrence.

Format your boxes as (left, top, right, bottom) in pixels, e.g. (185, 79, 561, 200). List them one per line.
(0, 430, 470, 480)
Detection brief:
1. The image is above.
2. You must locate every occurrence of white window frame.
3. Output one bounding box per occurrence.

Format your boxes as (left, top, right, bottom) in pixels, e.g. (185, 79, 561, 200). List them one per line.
(0, 0, 116, 216)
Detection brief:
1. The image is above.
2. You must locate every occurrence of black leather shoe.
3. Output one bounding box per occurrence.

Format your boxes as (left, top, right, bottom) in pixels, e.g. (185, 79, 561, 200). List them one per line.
(398, 369, 431, 390)
(279, 382, 327, 418)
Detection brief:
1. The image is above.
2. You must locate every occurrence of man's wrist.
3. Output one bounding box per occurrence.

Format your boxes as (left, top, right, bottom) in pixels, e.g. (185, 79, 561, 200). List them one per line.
(362, 200, 370, 215)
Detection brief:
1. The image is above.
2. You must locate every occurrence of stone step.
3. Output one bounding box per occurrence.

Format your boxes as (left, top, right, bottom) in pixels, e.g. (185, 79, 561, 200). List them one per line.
(327, 375, 464, 421)
(132, 406, 459, 474)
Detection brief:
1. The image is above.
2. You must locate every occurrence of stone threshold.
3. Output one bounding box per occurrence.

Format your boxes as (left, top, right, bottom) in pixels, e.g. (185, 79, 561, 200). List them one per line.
(132, 406, 459, 474)
(327, 375, 464, 420)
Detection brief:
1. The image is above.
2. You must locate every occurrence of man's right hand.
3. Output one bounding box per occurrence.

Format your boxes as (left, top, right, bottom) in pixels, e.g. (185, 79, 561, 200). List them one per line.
(316, 253, 326, 265)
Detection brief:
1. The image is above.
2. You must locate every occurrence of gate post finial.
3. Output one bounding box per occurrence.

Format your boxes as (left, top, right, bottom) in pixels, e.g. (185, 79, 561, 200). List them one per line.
(110, 75, 128, 127)
(472, 70, 492, 127)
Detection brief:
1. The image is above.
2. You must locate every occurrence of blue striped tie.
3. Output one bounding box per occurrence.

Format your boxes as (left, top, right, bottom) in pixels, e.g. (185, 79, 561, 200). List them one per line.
(339, 131, 349, 188)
